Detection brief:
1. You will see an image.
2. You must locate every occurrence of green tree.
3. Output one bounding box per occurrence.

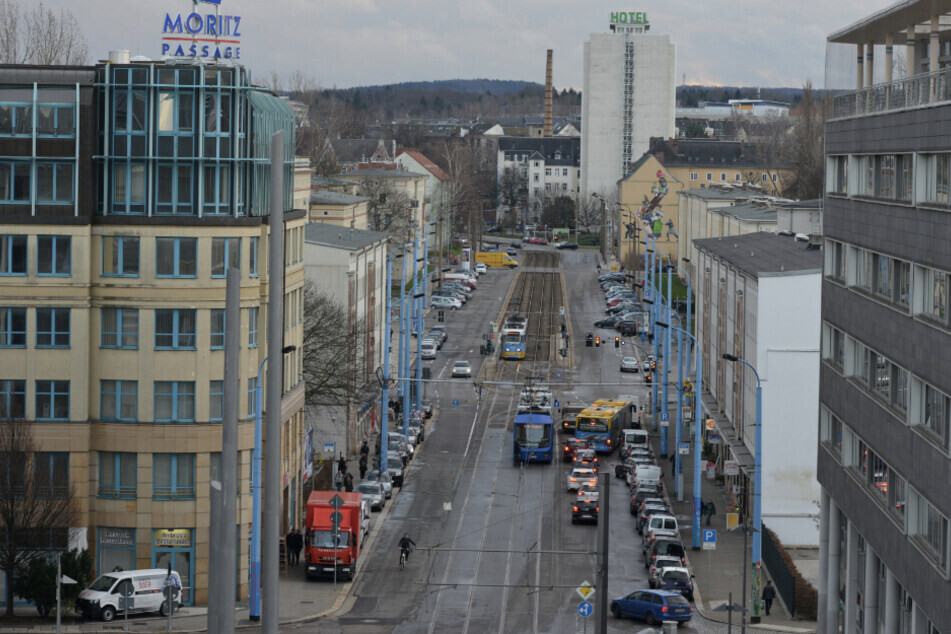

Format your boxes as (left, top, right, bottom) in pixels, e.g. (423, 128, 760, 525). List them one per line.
(11, 548, 91, 617)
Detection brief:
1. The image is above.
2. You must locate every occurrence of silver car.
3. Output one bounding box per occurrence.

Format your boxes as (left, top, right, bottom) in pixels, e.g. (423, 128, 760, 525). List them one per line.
(366, 469, 393, 498)
(357, 481, 385, 511)
(452, 360, 472, 378)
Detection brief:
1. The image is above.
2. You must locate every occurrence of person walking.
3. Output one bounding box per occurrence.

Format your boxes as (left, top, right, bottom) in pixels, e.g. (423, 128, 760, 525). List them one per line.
(337, 454, 347, 475)
(293, 529, 303, 566)
(343, 471, 354, 492)
(705, 499, 716, 526)
(334, 468, 344, 492)
(285, 529, 296, 565)
(359, 453, 368, 480)
(762, 580, 776, 615)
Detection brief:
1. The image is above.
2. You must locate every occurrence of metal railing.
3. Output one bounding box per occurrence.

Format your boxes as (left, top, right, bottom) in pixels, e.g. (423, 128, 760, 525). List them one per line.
(762, 525, 796, 617)
(833, 67, 951, 119)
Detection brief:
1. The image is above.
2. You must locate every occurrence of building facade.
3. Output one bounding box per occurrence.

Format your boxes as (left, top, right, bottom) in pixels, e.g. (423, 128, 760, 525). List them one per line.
(693, 233, 822, 545)
(496, 136, 581, 223)
(817, 3, 951, 631)
(580, 14, 675, 200)
(0, 60, 305, 606)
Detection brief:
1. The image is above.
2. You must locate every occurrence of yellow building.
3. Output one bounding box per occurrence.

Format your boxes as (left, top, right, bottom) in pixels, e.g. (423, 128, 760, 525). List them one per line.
(0, 60, 304, 606)
(616, 138, 792, 271)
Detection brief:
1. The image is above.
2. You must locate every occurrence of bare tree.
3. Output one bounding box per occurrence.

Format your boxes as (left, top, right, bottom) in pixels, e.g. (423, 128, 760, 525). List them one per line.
(575, 195, 602, 234)
(357, 178, 415, 243)
(302, 281, 374, 406)
(0, 418, 77, 616)
(498, 167, 527, 219)
(0, 1, 88, 65)
(783, 81, 827, 200)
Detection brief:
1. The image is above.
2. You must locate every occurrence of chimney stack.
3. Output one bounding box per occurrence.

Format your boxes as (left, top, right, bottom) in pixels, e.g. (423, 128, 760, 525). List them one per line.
(544, 50, 553, 137)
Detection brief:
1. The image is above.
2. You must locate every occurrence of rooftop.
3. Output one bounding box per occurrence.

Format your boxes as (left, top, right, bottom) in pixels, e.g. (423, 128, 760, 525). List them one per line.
(304, 222, 389, 251)
(713, 203, 777, 223)
(694, 232, 823, 278)
(677, 187, 759, 201)
(310, 191, 369, 206)
(828, 0, 951, 44)
(337, 167, 423, 180)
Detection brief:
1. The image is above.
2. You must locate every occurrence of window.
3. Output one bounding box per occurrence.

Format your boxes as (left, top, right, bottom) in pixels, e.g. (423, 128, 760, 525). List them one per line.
(0, 307, 26, 346)
(100, 380, 137, 422)
(866, 349, 908, 413)
(37, 235, 70, 276)
(36, 307, 70, 347)
(156, 237, 197, 277)
(249, 237, 259, 276)
(720, 173, 726, 181)
(825, 240, 845, 281)
(111, 161, 146, 214)
(545, 168, 551, 176)
(0, 101, 32, 136)
(202, 163, 231, 214)
(210, 309, 225, 349)
(35, 380, 69, 420)
(0, 379, 25, 419)
(248, 307, 258, 348)
(101, 308, 138, 349)
(247, 377, 257, 418)
(545, 183, 551, 191)
(209, 380, 223, 422)
(690, 172, 698, 181)
(864, 448, 906, 519)
(915, 266, 948, 325)
(153, 453, 195, 499)
(910, 489, 949, 569)
(154, 381, 195, 423)
(706, 172, 712, 181)
(35, 163, 73, 204)
(822, 323, 845, 370)
(101, 236, 139, 277)
(34, 452, 68, 498)
(533, 174, 539, 182)
(851, 247, 873, 291)
(98, 452, 136, 499)
(924, 153, 951, 204)
(0, 234, 26, 274)
(820, 407, 843, 458)
(0, 162, 30, 202)
(563, 169, 568, 176)
(912, 377, 950, 448)
(828, 155, 848, 194)
(155, 163, 194, 215)
(211, 237, 240, 277)
(36, 104, 74, 137)
(154, 309, 196, 349)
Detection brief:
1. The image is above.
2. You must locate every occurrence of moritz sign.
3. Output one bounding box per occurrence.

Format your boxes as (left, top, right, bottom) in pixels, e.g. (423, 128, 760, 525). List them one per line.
(162, 0, 242, 59)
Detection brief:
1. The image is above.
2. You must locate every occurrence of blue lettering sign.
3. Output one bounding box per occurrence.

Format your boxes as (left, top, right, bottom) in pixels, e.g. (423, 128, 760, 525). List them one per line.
(161, 7, 243, 60)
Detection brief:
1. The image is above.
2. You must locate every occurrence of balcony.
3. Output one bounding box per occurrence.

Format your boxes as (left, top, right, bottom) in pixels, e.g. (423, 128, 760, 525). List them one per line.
(833, 67, 951, 120)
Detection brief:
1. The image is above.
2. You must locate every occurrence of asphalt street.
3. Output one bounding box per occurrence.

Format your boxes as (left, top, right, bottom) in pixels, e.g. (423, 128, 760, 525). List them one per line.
(299, 247, 737, 634)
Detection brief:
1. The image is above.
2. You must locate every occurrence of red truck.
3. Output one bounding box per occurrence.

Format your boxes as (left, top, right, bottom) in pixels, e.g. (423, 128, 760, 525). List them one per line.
(305, 491, 363, 581)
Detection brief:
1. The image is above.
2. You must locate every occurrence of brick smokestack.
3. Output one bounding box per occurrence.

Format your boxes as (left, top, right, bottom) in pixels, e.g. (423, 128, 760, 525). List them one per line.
(544, 49, 553, 137)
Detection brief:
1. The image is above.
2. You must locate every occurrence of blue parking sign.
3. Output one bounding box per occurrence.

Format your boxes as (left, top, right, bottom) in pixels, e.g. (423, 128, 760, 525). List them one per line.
(453, 399, 459, 406)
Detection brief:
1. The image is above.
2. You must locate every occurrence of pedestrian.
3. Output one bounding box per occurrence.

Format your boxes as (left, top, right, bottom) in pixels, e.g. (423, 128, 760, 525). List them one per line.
(359, 454, 368, 480)
(668, 452, 675, 470)
(294, 529, 303, 566)
(334, 468, 343, 492)
(285, 529, 295, 565)
(360, 440, 369, 459)
(706, 499, 716, 526)
(596, 263, 602, 274)
(337, 454, 347, 475)
(762, 580, 776, 615)
(344, 471, 354, 492)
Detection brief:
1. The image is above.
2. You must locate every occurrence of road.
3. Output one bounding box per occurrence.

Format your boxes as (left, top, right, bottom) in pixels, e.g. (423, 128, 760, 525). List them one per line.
(298, 248, 730, 633)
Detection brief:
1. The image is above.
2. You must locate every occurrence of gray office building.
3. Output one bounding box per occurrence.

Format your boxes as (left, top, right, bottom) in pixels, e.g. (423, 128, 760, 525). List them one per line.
(819, 2, 951, 632)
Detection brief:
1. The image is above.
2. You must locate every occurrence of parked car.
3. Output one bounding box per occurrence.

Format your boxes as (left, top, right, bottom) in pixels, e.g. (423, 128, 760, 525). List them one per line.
(356, 481, 385, 511)
(420, 339, 437, 360)
(420, 399, 434, 418)
(645, 539, 687, 569)
(618, 320, 639, 336)
(620, 356, 639, 372)
(429, 326, 448, 345)
(431, 295, 461, 310)
(475, 262, 488, 275)
(644, 514, 679, 541)
(511, 241, 522, 249)
(648, 555, 684, 587)
(630, 485, 661, 515)
(385, 455, 405, 487)
(610, 589, 692, 625)
(507, 248, 517, 256)
(655, 567, 695, 602)
(556, 241, 578, 250)
(637, 503, 671, 534)
(452, 360, 471, 378)
(365, 469, 393, 499)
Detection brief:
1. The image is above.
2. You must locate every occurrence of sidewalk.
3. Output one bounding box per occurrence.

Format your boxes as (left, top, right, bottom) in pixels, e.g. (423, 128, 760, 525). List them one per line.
(647, 425, 818, 634)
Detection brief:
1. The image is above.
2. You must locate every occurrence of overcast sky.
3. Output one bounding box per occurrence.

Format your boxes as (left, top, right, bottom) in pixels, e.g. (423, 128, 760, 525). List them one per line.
(60, 0, 896, 90)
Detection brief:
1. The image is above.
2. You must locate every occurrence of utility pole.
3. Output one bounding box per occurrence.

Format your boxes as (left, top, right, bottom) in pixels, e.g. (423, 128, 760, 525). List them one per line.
(596, 471, 610, 633)
(599, 196, 607, 264)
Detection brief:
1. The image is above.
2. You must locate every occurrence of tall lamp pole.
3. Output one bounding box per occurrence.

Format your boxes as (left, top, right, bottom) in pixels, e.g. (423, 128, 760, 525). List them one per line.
(722, 353, 763, 624)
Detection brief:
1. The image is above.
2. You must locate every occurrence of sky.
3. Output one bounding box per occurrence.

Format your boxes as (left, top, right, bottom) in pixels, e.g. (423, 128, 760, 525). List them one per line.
(55, 0, 898, 91)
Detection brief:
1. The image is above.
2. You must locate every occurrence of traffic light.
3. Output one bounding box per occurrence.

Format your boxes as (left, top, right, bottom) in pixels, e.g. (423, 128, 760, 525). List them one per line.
(595, 336, 600, 347)
(614, 336, 620, 348)
(422, 367, 432, 380)
(438, 310, 445, 323)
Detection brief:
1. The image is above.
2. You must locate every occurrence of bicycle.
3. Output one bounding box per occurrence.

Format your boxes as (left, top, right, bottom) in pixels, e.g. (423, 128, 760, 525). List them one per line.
(399, 546, 411, 570)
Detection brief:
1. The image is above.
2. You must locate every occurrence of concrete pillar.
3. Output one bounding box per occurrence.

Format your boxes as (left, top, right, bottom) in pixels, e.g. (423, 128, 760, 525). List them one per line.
(930, 15, 940, 101)
(885, 33, 894, 84)
(866, 41, 875, 88)
(864, 546, 879, 634)
(907, 25, 917, 77)
(827, 502, 842, 632)
(818, 489, 831, 631)
(884, 568, 899, 634)
(857, 43, 865, 90)
(844, 523, 859, 634)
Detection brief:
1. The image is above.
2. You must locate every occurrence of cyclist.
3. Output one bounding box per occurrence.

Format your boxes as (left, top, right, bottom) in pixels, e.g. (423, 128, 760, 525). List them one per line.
(398, 533, 416, 564)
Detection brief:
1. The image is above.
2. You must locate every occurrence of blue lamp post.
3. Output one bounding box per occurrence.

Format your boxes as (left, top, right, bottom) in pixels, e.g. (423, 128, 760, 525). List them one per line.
(722, 352, 763, 624)
(250, 344, 297, 622)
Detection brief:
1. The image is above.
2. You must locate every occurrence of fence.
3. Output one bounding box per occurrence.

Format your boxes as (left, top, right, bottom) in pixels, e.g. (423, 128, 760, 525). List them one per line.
(833, 67, 951, 119)
(762, 524, 796, 617)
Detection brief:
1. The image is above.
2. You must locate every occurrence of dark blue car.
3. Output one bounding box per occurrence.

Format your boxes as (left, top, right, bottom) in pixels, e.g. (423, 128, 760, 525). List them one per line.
(610, 589, 692, 625)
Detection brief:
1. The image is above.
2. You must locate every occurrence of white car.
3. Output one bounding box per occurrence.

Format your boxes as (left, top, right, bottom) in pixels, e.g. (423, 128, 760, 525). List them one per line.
(567, 467, 598, 492)
(452, 360, 472, 378)
(431, 295, 461, 310)
(475, 263, 487, 275)
(420, 339, 437, 360)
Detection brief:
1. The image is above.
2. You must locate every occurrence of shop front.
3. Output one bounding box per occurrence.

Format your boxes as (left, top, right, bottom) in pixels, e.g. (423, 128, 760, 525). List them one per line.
(98, 527, 136, 575)
(151, 528, 194, 605)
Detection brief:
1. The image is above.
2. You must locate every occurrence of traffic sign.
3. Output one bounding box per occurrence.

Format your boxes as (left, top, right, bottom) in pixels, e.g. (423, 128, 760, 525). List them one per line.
(554, 400, 560, 408)
(702, 528, 717, 550)
(678, 442, 690, 455)
(329, 511, 344, 526)
(576, 580, 595, 600)
(724, 460, 739, 476)
(705, 418, 716, 430)
(453, 399, 459, 406)
(577, 601, 593, 617)
(328, 494, 345, 510)
(660, 412, 669, 422)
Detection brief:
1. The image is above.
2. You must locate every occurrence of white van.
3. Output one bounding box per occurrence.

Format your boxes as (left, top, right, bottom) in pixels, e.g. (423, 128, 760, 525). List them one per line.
(622, 429, 650, 454)
(444, 273, 477, 287)
(76, 569, 183, 622)
(629, 464, 663, 490)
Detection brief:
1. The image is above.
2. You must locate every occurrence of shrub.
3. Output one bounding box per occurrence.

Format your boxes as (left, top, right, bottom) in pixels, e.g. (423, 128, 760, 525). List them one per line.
(765, 528, 818, 620)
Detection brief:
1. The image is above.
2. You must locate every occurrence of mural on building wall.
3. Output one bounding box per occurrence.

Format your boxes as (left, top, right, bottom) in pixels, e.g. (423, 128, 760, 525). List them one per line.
(626, 170, 678, 243)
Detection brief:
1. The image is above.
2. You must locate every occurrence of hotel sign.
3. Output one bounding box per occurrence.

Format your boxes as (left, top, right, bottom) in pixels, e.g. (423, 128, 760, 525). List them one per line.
(610, 11, 649, 25)
(162, 0, 242, 59)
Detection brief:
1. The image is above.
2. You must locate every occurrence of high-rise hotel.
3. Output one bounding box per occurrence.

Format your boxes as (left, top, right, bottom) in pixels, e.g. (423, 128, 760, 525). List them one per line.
(0, 53, 306, 605)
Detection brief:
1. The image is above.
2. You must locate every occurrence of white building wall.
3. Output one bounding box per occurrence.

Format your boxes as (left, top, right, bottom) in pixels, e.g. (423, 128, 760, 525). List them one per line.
(757, 273, 821, 545)
(581, 32, 675, 200)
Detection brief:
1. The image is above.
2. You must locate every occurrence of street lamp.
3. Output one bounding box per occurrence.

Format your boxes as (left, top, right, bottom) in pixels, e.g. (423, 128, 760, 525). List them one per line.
(721, 352, 763, 625)
(730, 523, 761, 634)
(250, 343, 297, 622)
